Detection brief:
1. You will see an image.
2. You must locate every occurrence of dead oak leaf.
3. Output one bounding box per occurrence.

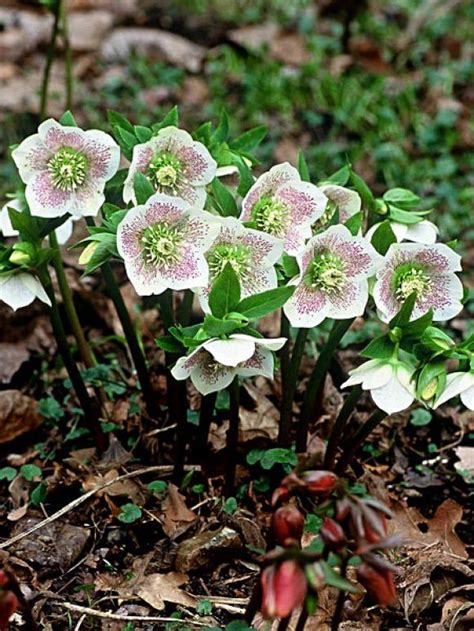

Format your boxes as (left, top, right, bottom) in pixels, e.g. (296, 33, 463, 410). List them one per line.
(133, 572, 197, 611)
(161, 483, 197, 538)
(0, 390, 43, 444)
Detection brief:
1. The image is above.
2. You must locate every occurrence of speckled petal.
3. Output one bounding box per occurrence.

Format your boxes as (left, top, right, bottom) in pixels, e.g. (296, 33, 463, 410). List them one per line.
(283, 282, 329, 328)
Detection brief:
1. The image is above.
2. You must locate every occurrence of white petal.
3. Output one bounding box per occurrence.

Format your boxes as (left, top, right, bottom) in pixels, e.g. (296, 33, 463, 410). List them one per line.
(325, 280, 369, 320)
(0, 200, 21, 237)
(319, 184, 361, 222)
(20, 273, 51, 306)
(0, 273, 50, 310)
(389, 222, 408, 242)
(435, 372, 472, 407)
(11, 133, 49, 183)
(403, 220, 438, 244)
(204, 337, 256, 367)
(430, 273, 464, 322)
(237, 346, 274, 379)
(460, 384, 474, 410)
(190, 363, 236, 395)
(251, 336, 287, 352)
(25, 172, 74, 218)
(171, 346, 203, 380)
(84, 129, 121, 181)
(216, 165, 239, 177)
(54, 217, 74, 244)
(342, 359, 393, 390)
(370, 377, 414, 414)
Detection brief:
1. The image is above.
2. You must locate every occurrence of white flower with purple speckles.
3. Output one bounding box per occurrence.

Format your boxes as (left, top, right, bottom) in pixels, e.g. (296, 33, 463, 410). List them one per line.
(342, 358, 416, 414)
(434, 371, 474, 410)
(373, 242, 463, 322)
(240, 163, 328, 255)
(117, 192, 219, 296)
(283, 224, 380, 328)
(1, 198, 76, 244)
(366, 220, 438, 245)
(194, 216, 283, 313)
(171, 334, 287, 395)
(312, 184, 361, 231)
(123, 126, 216, 209)
(11, 119, 120, 219)
(0, 272, 51, 311)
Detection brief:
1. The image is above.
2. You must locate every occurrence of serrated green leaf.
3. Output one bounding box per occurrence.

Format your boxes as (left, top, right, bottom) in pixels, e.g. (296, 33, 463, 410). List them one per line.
(350, 169, 374, 210)
(211, 178, 239, 217)
(345, 211, 362, 236)
(361, 335, 396, 360)
(236, 285, 295, 320)
(390, 293, 417, 327)
(383, 188, 421, 210)
(229, 126, 267, 152)
(107, 110, 135, 135)
(208, 263, 241, 318)
(202, 315, 242, 337)
(134, 172, 154, 205)
(152, 105, 179, 132)
(370, 220, 397, 255)
(58, 111, 77, 127)
(322, 165, 350, 186)
(115, 126, 138, 149)
(134, 125, 153, 143)
(212, 109, 229, 145)
(297, 150, 310, 182)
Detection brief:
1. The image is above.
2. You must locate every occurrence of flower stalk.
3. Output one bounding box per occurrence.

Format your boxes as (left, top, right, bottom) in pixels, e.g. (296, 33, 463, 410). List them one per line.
(323, 385, 362, 470)
(279, 327, 308, 446)
(297, 319, 353, 452)
(225, 376, 240, 494)
(335, 409, 387, 474)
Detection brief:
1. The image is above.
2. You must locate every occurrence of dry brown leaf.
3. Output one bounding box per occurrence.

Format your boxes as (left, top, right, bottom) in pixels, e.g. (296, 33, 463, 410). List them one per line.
(239, 383, 279, 442)
(0, 391, 43, 445)
(82, 469, 145, 504)
(134, 572, 197, 611)
(161, 483, 198, 538)
(454, 446, 474, 483)
(227, 22, 279, 50)
(0, 343, 30, 384)
(175, 526, 241, 572)
(270, 32, 311, 65)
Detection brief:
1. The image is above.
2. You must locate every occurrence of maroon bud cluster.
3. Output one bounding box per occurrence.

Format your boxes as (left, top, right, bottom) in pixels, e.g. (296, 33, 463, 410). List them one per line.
(261, 560, 308, 619)
(356, 558, 397, 607)
(0, 571, 18, 631)
(272, 505, 305, 547)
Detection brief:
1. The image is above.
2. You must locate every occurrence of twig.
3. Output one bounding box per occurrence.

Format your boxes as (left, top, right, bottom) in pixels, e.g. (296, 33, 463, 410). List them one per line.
(49, 601, 209, 627)
(0, 465, 200, 550)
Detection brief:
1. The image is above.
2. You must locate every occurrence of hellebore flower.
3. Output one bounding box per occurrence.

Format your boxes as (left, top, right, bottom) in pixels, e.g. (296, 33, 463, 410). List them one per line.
(435, 371, 474, 410)
(312, 184, 361, 231)
(240, 162, 327, 255)
(0, 272, 51, 311)
(261, 560, 308, 619)
(320, 517, 346, 551)
(342, 358, 416, 414)
(272, 505, 305, 547)
(194, 216, 283, 312)
(356, 562, 397, 607)
(12, 119, 120, 218)
(373, 242, 463, 322)
(117, 193, 219, 296)
(123, 126, 216, 208)
(171, 334, 286, 395)
(366, 220, 438, 245)
(284, 224, 380, 328)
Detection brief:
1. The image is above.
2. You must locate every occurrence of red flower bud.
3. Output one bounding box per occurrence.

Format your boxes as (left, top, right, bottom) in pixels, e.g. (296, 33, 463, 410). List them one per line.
(362, 514, 388, 544)
(320, 517, 346, 551)
(301, 470, 338, 495)
(261, 560, 307, 619)
(356, 563, 397, 607)
(272, 506, 305, 547)
(0, 591, 18, 631)
(0, 574, 8, 589)
(271, 485, 291, 507)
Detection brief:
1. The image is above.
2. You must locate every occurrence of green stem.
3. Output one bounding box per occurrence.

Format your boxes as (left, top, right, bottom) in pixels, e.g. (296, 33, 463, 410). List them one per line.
(178, 289, 194, 327)
(60, 0, 73, 111)
(297, 319, 353, 453)
(101, 260, 158, 417)
(335, 409, 387, 474)
(49, 231, 96, 369)
(225, 377, 240, 495)
(244, 579, 262, 625)
(331, 556, 349, 631)
(40, 0, 62, 120)
(278, 327, 308, 446)
(197, 392, 217, 458)
(323, 385, 362, 470)
(37, 265, 105, 450)
(277, 617, 291, 631)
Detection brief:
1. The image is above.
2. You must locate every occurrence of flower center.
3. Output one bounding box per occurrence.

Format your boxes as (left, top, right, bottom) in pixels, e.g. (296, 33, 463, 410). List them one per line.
(207, 243, 252, 282)
(395, 265, 432, 301)
(312, 199, 337, 233)
(148, 153, 182, 191)
(307, 251, 346, 294)
(252, 196, 288, 237)
(48, 147, 88, 191)
(141, 222, 182, 267)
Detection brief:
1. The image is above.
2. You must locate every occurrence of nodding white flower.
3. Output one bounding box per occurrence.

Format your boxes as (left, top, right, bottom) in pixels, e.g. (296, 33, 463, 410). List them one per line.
(434, 371, 474, 410)
(117, 192, 219, 296)
(342, 358, 416, 414)
(194, 216, 283, 313)
(0, 272, 51, 311)
(313, 184, 361, 231)
(240, 163, 327, 256)
(283, 224, 380, 328)
(123, 126, 216, 209)
(171, 334, 287, 395)
(366, 220, 438, 245)
(373, 242, 463, 322)
(12, 119, 120, 219)
(1, 198, 76, 245)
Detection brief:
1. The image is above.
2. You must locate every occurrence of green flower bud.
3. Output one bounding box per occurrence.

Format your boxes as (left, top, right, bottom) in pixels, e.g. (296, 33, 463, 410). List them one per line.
(374, 199, 389, 215)
(9, 249, 31, 266)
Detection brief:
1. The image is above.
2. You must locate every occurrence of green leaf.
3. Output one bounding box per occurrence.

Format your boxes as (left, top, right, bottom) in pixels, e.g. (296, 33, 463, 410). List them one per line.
(361, 335, 396, 360)
(197, 599, 214, 616)
(246, 449, 264, 465)
(155, 335, 184, 353)
(344, 211, 362, 236)
(281, 254, 300, 278)
(370, 220, 397, 255)
(322, 562, 359, 593)
(236, 285, 295, 320)
(235, 156, 254, 197)
(30, 482, 47, 506)
(212, 109, 229, 145)
(38, 396, 64, 421)
(203, 315, 243, 337)
(410, 408, 432, 427)
(211, 178, 239, 217)
(223, 497, 238, 515)
(260, 448, 298, 470)
(350, 170, 374, 211)
(0, 467, 17, 482)
(322, 165, 350, 186)
(388, 207, 425, 224)
(8, 207, 41, 242)
(134, 125, 153, 143)
(152, 105, 179, 132)
(118, 503, 142, 523)
(208, 263, 241, 318)
(115, 126, 138, 150)
(417, 362, 446, 401)
(20, 464, 42, 481)
(402, 309, 433, 338)
(230, 126, 267, 152)
(390, 293, 417, 327)
(38, 214, 71, 239)
(297, 151, 310, 182)
(383, 188, 421, 210)
(107, 110, 135, 135)
(148, 480, 168, 494)
(58, 111, 77, 127)
(134, 172, 155, 205)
